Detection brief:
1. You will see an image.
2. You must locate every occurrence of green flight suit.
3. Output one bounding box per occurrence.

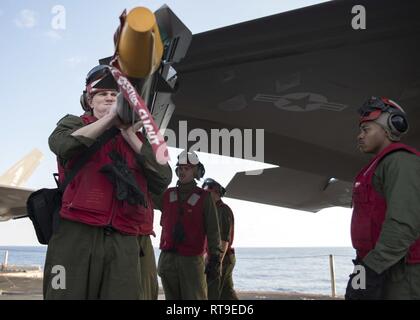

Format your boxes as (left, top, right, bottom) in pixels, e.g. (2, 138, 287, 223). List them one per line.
(220, 253, 238, 300)
(135, 134, 172, 300)
(138, 235, 158, 300)
(208, 200, 238, 300)
(362, 150, 420, 299)
(154, 181, 221, 300)
(218, 202, 238, 300)
(46, 114, 170, 299)
(44, 219, 142, 299)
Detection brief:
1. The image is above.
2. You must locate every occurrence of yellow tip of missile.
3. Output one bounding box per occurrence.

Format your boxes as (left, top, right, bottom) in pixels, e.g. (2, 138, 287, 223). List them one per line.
(126, 7, 156, 33)
(117, 6, 164, 78)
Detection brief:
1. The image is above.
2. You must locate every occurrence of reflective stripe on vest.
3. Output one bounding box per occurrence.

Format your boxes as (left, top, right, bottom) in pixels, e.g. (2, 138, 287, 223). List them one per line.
(169, 191, 177, 203)
(160, 186, 207, 256)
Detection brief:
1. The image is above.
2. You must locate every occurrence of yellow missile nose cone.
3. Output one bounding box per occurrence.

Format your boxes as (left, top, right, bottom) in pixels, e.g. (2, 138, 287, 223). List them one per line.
(126, 7, 155, 33)
(117, 7, 164, 78)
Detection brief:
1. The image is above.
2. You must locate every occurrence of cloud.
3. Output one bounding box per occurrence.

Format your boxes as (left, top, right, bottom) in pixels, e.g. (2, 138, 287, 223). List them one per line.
(66, 56, 87, 68)
(45, 30, 62, 40)
(14, 9, 38, 28)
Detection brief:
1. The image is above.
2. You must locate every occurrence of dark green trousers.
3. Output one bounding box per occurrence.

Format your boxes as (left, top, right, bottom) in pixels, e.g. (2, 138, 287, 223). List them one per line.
(207, 272, 221, 300)
(158, 251, 207, 300)
(383, 261, 420, 299)
(220, 253, 238, 300)
(43, 219, 142, 300)
(207, 253, 238, 300)
(138, 235, 158, 300)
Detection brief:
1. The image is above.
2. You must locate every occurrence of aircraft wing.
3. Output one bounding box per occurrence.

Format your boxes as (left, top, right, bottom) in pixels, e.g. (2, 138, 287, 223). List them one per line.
(0, 149, 42, 221)
(168, 0, 420, 212)
(0, 185, 33, 221)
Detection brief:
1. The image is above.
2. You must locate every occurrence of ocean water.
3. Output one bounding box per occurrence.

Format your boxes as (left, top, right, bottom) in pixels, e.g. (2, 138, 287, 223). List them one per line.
(0, 246, 355, 296)
(231, 247, 355, 296)
(0, 246, 46, 268)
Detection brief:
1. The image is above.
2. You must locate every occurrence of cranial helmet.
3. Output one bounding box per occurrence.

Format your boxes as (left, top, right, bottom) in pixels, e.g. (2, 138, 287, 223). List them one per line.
(358, 96, 409, 141)
(175, 150, 205, 179)
(80, 65, 119, 112)
(202, 178, 226, 197)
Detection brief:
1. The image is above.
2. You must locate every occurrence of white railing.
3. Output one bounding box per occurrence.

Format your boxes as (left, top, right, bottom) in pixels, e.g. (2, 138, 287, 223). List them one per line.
(0, 250, 8, 271)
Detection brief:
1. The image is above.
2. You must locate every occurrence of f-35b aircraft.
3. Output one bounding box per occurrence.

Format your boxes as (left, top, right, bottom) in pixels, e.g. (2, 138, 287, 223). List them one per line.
(168, 0, 420, 212)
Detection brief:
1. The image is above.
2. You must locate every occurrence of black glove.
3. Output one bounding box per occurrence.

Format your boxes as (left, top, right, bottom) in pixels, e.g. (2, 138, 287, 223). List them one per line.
(345, 258, 385, 300)
(205, 255, 221, 282)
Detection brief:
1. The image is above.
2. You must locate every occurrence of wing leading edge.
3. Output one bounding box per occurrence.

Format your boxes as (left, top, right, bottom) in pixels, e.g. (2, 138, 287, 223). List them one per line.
(0, 149, 42, 221)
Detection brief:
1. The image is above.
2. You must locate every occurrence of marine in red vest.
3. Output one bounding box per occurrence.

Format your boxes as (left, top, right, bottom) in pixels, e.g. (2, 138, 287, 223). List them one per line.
(202, 178, 238, 300)
(153, 151, 221, 300)
(345, 97, 420, 300)
(45, 65, 171, 299)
